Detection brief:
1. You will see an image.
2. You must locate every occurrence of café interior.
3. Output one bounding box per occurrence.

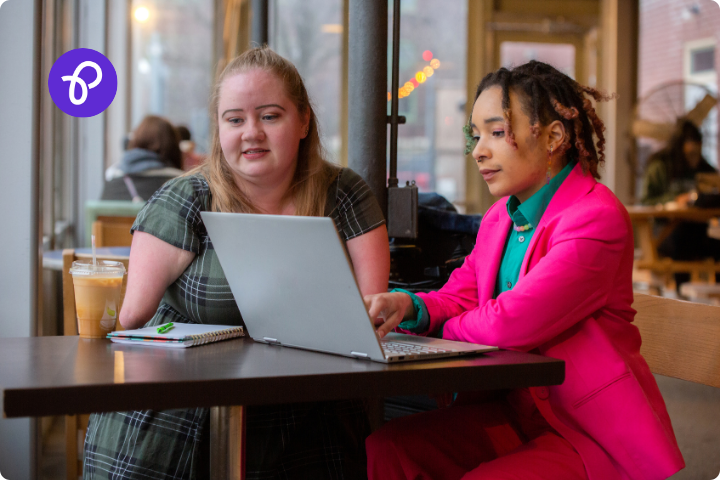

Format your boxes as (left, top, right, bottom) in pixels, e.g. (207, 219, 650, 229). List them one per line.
(1, 0, 719, 479)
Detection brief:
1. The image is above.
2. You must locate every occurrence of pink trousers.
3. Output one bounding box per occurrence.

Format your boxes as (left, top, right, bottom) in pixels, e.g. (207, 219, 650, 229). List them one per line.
(366, 391, 588, 480)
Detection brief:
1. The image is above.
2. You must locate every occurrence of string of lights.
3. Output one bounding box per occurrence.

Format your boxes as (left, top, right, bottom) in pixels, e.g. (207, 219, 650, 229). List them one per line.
(388, 50, 441, 101)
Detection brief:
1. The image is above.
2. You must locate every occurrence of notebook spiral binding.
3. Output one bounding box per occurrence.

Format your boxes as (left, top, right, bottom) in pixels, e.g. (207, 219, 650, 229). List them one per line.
(184, 327, 244, 346)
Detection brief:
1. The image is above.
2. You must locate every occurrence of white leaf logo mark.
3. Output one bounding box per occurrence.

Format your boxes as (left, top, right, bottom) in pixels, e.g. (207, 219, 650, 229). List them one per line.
(0, 469, 7, 479)
(711, 0, 720, 7)
(61, 61, 103, 106)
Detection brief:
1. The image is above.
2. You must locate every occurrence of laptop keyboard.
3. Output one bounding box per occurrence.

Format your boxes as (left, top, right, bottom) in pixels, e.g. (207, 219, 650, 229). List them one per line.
(381, 341, 456, 357)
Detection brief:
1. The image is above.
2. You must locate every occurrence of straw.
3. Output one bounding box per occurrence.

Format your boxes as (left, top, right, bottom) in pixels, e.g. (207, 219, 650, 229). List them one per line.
(91, 234, 97, 267)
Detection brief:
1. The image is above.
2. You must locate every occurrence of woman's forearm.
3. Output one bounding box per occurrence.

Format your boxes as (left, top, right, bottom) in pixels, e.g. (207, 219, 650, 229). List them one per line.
(119, 231, 195, 329)
(346, 225, 390, 296)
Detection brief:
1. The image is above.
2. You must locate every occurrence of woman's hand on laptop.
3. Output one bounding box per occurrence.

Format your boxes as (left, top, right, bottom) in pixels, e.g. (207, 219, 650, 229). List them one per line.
(363, 292, 413, 339)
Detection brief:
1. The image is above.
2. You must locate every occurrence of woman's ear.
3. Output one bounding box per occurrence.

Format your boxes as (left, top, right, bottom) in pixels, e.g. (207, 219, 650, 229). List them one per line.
(302, 111, 312, 138)
(547, 120, 567, 151)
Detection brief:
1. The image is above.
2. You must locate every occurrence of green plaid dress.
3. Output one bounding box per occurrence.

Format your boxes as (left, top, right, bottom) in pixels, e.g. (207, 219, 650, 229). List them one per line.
(83, 168, 385, 480)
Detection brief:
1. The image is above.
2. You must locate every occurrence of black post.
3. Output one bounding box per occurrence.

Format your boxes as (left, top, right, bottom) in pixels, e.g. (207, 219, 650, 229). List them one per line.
(348, 0, 388, 216)
(388, 0, 401, 188)
(251, 0, 269, 46)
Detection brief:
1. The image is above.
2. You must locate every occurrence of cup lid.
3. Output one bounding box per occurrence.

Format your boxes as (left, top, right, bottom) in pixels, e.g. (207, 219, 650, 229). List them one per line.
(69, 260, 126, 276)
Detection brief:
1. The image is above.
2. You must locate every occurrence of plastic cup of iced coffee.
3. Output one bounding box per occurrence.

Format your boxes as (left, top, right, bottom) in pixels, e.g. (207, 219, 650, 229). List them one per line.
(69, 260, 126, 338)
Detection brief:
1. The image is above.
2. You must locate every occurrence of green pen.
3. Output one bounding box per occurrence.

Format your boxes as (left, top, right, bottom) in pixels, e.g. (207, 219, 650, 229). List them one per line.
(157, 322, 174, 334)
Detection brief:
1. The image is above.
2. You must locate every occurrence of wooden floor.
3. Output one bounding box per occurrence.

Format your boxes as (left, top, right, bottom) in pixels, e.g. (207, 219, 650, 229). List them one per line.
(661, 375, 720, 480)
(38, 380, 720, 479)
(39, 416, 66, 480)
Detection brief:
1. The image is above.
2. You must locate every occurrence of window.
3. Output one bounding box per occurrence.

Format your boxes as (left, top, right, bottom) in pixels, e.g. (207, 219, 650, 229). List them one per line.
(270, 0, 344, 162)
(390, 0, 467, 206)
(639, 1, 719, 173)
(684, 39, 718, 168)
(130, 0, 214, 153)
(500, 42, 576, 79)
(690, 46, 715, 74)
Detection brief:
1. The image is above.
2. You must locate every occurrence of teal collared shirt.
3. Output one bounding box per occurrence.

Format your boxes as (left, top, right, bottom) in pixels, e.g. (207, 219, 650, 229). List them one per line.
(494, 160, 575, 298)
(398, 161, 576, 334)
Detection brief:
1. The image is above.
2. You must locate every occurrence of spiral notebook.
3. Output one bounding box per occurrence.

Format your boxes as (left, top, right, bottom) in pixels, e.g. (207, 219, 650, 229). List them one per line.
(107, 324, 245, 348)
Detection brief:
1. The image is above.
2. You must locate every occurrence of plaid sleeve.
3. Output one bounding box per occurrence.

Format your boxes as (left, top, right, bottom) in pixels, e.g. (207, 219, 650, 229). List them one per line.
(131, 174, 210, 254)
(329, 168, 386, 241)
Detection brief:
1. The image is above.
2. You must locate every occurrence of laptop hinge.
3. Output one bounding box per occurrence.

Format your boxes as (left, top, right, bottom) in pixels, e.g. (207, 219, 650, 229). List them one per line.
(263, 337, 281, 345)
(350, 351, 369, 359)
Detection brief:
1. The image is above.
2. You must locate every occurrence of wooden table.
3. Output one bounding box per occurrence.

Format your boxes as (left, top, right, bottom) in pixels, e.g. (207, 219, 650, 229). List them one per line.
(625, 206, 720, 276)
(0, 336, 564, 479)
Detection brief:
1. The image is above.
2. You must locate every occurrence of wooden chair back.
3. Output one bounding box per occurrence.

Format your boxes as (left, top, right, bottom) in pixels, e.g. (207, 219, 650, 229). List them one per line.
(61, 248, 129, 478)
(632, 293, 720, 388)
(91, 215, 135, 247)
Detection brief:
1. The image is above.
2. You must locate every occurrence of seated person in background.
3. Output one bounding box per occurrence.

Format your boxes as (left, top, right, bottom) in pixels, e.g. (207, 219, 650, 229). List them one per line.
(641, 120, 720, 266)
(176, 124, 206, 170)
(363, 61, 683, 480)
(641, 119, 716, 207)
(83, 46, 389, 480)
(101, 115, 185, 202)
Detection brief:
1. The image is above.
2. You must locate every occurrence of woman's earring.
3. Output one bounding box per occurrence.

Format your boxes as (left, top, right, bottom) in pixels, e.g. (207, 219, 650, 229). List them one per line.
(304, 127, 309, 137)
(546, 145, 553, 185)
(463, 123, 477, 155)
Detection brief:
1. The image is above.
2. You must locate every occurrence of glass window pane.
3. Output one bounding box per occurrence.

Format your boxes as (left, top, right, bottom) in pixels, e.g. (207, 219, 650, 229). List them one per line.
(501, 42, 576, 79)
(389, 0, 467, 207)
(270, 0, 343, 162)
(691, 47, 715, 74)
(130, 0, 213, 153)
(639, 1, 719, 171)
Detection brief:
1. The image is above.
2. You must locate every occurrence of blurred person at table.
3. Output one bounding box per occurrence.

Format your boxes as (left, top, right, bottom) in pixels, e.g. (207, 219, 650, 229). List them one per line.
(176, 124, 206, 170)
(83, 46, 389, 480)
(640, 120, 720, 271)
(101, 115, 185, 202)
(363, 62, 684, 480)
(641, 119, 716, 207)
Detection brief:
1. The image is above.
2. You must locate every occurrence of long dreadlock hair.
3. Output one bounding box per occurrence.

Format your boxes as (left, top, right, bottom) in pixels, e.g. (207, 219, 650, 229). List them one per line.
(474, 61, 616, 179)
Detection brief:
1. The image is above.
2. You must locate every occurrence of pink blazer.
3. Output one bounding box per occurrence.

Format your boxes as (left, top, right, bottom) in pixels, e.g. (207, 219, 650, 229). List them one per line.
(415, 164, 684, 480)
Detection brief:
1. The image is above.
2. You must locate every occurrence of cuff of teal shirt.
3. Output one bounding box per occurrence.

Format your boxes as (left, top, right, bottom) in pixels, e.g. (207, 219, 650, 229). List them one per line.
(391, 288, 430, 334)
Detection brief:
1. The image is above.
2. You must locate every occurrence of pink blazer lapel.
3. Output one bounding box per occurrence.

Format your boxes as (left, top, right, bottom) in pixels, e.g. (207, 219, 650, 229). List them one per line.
(476, 205, 513, 305)
(518, 163, 597, 277)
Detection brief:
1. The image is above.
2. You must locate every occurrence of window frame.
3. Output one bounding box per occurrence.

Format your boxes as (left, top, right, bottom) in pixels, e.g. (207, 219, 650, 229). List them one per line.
(684, 38, 717, 83)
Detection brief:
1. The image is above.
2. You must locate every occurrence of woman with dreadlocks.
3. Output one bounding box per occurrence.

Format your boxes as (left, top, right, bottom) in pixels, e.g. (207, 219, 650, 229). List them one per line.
(363, 62, 684, 480)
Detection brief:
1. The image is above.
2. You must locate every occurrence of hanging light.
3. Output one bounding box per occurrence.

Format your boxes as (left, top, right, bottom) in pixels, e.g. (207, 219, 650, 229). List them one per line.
(134, 6, 150, 22)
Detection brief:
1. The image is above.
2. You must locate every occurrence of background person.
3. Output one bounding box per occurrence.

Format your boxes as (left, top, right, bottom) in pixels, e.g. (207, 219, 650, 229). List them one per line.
(84, 47, 389, 480)
(176, 124, 206, 170)
(101, 115, 185, 202)
(363, 61, 684, 480)
(641, 120, 720, 283)
(641, 119, 716, 207)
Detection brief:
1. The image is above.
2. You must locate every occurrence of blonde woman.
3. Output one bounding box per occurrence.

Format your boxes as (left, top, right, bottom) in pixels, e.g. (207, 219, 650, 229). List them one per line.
(83, 47, 389, 480)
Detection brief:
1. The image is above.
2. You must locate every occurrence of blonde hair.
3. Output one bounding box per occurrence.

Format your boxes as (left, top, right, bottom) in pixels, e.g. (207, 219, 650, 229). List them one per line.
(197, 46, 338, 215)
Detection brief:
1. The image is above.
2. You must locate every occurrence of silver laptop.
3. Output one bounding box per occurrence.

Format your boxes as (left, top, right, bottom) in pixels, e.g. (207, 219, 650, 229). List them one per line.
(201, 212, 497, 363)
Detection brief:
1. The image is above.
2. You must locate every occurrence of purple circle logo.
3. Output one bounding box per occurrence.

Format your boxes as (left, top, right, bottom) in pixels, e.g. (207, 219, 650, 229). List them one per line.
(48, 48, 117, 118)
